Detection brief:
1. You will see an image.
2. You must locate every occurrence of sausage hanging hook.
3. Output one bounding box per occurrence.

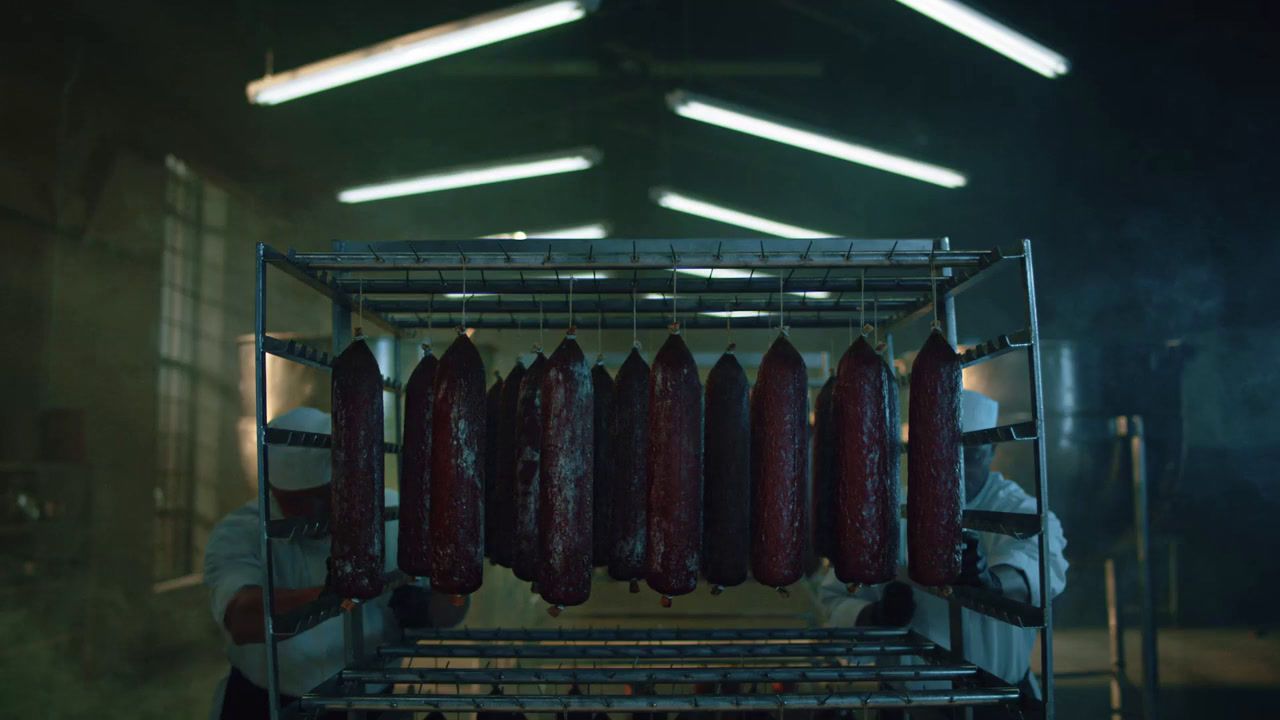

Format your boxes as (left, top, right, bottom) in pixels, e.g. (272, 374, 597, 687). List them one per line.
(460, 263, 468, 334)
(930, 257, 940, 331)
(670, 264, 680, 334)
(632, 288, 640, 350)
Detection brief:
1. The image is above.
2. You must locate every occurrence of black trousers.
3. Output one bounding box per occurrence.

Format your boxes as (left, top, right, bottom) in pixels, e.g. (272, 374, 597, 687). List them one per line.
(221, 666, 385, 720)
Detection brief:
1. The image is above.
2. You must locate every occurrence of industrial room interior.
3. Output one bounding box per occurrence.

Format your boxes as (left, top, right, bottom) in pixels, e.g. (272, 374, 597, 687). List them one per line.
(2, 1, 1277, 718)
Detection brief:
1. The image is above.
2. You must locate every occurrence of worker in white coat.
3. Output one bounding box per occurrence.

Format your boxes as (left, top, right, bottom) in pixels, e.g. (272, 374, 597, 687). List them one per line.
(817, 390, 1068, 711)
(203, 407, 464, 720)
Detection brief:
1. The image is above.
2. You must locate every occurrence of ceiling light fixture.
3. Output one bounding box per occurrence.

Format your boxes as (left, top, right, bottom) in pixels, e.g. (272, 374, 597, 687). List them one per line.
(338, 148, 601, 203)
(247, 0, 598, 105)
(651, 188, 836, 239)
(701, 310, 770, 319)
(667, 91, 967, 188)
(892, 0, 1069, 78)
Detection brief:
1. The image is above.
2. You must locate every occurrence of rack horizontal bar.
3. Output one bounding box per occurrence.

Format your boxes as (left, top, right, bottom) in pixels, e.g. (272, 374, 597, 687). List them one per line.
(962, 510, 1041, 539)
(962, 421, 1038, 446)
(378, 642, 930, 660)
(262, 245, 398, 335)
(393, 312, 895, 330)
(299, 689, 1020, 713)
(273, 571, 412, 637)
(337, 276, 938, 296)
(911, 582, 1045, 628)
(294, 238, 987, 272)
(960, 330, 1032, 368)
(263, 335, 402, 392)
(886, 243, 1022, 333)
(264, 427, 401, 454)
(369, 297, 914, 315)
(342, 664, 981, 686)
(407, 626, 906, 641)
(267, 505, 401, 540)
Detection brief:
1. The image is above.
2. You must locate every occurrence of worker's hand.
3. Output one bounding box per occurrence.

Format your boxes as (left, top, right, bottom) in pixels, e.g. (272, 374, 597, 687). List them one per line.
(856, 581, 915, 627)
(956, 531, 1003, 593)
(389, 585, 435, 629)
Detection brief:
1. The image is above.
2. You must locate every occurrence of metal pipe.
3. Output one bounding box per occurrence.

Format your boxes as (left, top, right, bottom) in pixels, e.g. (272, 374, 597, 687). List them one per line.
(377, 642, 930, 660)
(1021, 239, 1055, 719)
(298, 689, 1021, 713)
(254, 243, 282, 720)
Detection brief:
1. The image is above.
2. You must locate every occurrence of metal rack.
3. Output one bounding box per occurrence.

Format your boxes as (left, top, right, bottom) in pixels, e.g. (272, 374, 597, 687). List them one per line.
(254, 236, 1056, 718)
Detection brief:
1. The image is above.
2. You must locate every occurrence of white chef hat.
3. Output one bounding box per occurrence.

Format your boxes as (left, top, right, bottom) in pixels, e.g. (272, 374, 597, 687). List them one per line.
(961, 390, 999, 432)
(267, 407, 331, 491)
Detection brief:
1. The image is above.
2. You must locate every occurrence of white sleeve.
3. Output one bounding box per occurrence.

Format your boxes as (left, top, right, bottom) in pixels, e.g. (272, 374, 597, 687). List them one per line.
(815, 568, 880, 627)
(203, 512, 264, 631)
(985, 501, 1069, 607)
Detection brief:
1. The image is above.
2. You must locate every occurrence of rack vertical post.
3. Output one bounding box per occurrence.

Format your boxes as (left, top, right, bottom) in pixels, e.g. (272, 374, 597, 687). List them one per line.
(254, 242, 283, 720)
(1022, 238, 1055, 718)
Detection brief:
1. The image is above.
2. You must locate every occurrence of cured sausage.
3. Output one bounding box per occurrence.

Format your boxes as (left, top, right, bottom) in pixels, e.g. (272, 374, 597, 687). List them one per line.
(397, 347, 437, 577)
(512, 352, 548, 583)
(491, 360, 527, 568)
(538, 333, 594, 609)
(608, 348, 650, 584)
(645, 331, 703, 602)
(330, 338, 385, 599)
(810, 374, 836, 564)
(591, 360, 615, 567)
(483, 371, 503, 562)
(750, 333, 808, 590)
(429, 332, 486, 597)
(907, 329, 963, 587)
(831, 336, 900, 586)
(702, 348, 750, 592)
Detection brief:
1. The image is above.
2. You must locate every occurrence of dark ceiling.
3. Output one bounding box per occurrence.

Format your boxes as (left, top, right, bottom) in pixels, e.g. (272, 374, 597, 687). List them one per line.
(8, 0, 1279, 339)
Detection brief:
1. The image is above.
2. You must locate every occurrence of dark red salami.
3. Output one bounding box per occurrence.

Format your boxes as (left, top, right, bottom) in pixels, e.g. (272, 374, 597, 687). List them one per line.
(538, 333, 594, 609)
(397, 348, 437, 577)
(907, 329, 963, 587)
(831, 336, 900, 586)
(608, 348, 650, 584)
(483, 371, 504, 562)
(645, 331, 703, 602)
(591, 361, 615, 567)
(810, 374, 836, 563)
(512, 352, 548, 582)
(702, 349, 751, 591)
(491, 360, 527, 568)
(330, 338, 385, 599)
(429, 332, 486, 597)
(750, 333, 808, 590)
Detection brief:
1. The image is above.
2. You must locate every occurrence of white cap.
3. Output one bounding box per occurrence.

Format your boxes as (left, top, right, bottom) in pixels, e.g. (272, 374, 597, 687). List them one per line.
(268, 407, 331, 491)
(961, 390, 999, 432)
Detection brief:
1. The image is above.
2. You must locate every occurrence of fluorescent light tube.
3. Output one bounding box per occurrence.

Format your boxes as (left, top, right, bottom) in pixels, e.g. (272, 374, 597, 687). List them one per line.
(338, 148, 600, 203)
(444, 293, 497, 299)
(702, 310, 770, 318)
(482, 222, 610, 240)
(652, 188, 836, 238)
(668, 92, 967, 188)
(892, 0, 1069, 78)
(247, 0, 596, 105)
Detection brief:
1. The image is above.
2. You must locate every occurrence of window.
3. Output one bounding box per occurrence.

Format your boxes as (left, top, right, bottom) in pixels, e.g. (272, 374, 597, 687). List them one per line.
(154, 155, 229, 582)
